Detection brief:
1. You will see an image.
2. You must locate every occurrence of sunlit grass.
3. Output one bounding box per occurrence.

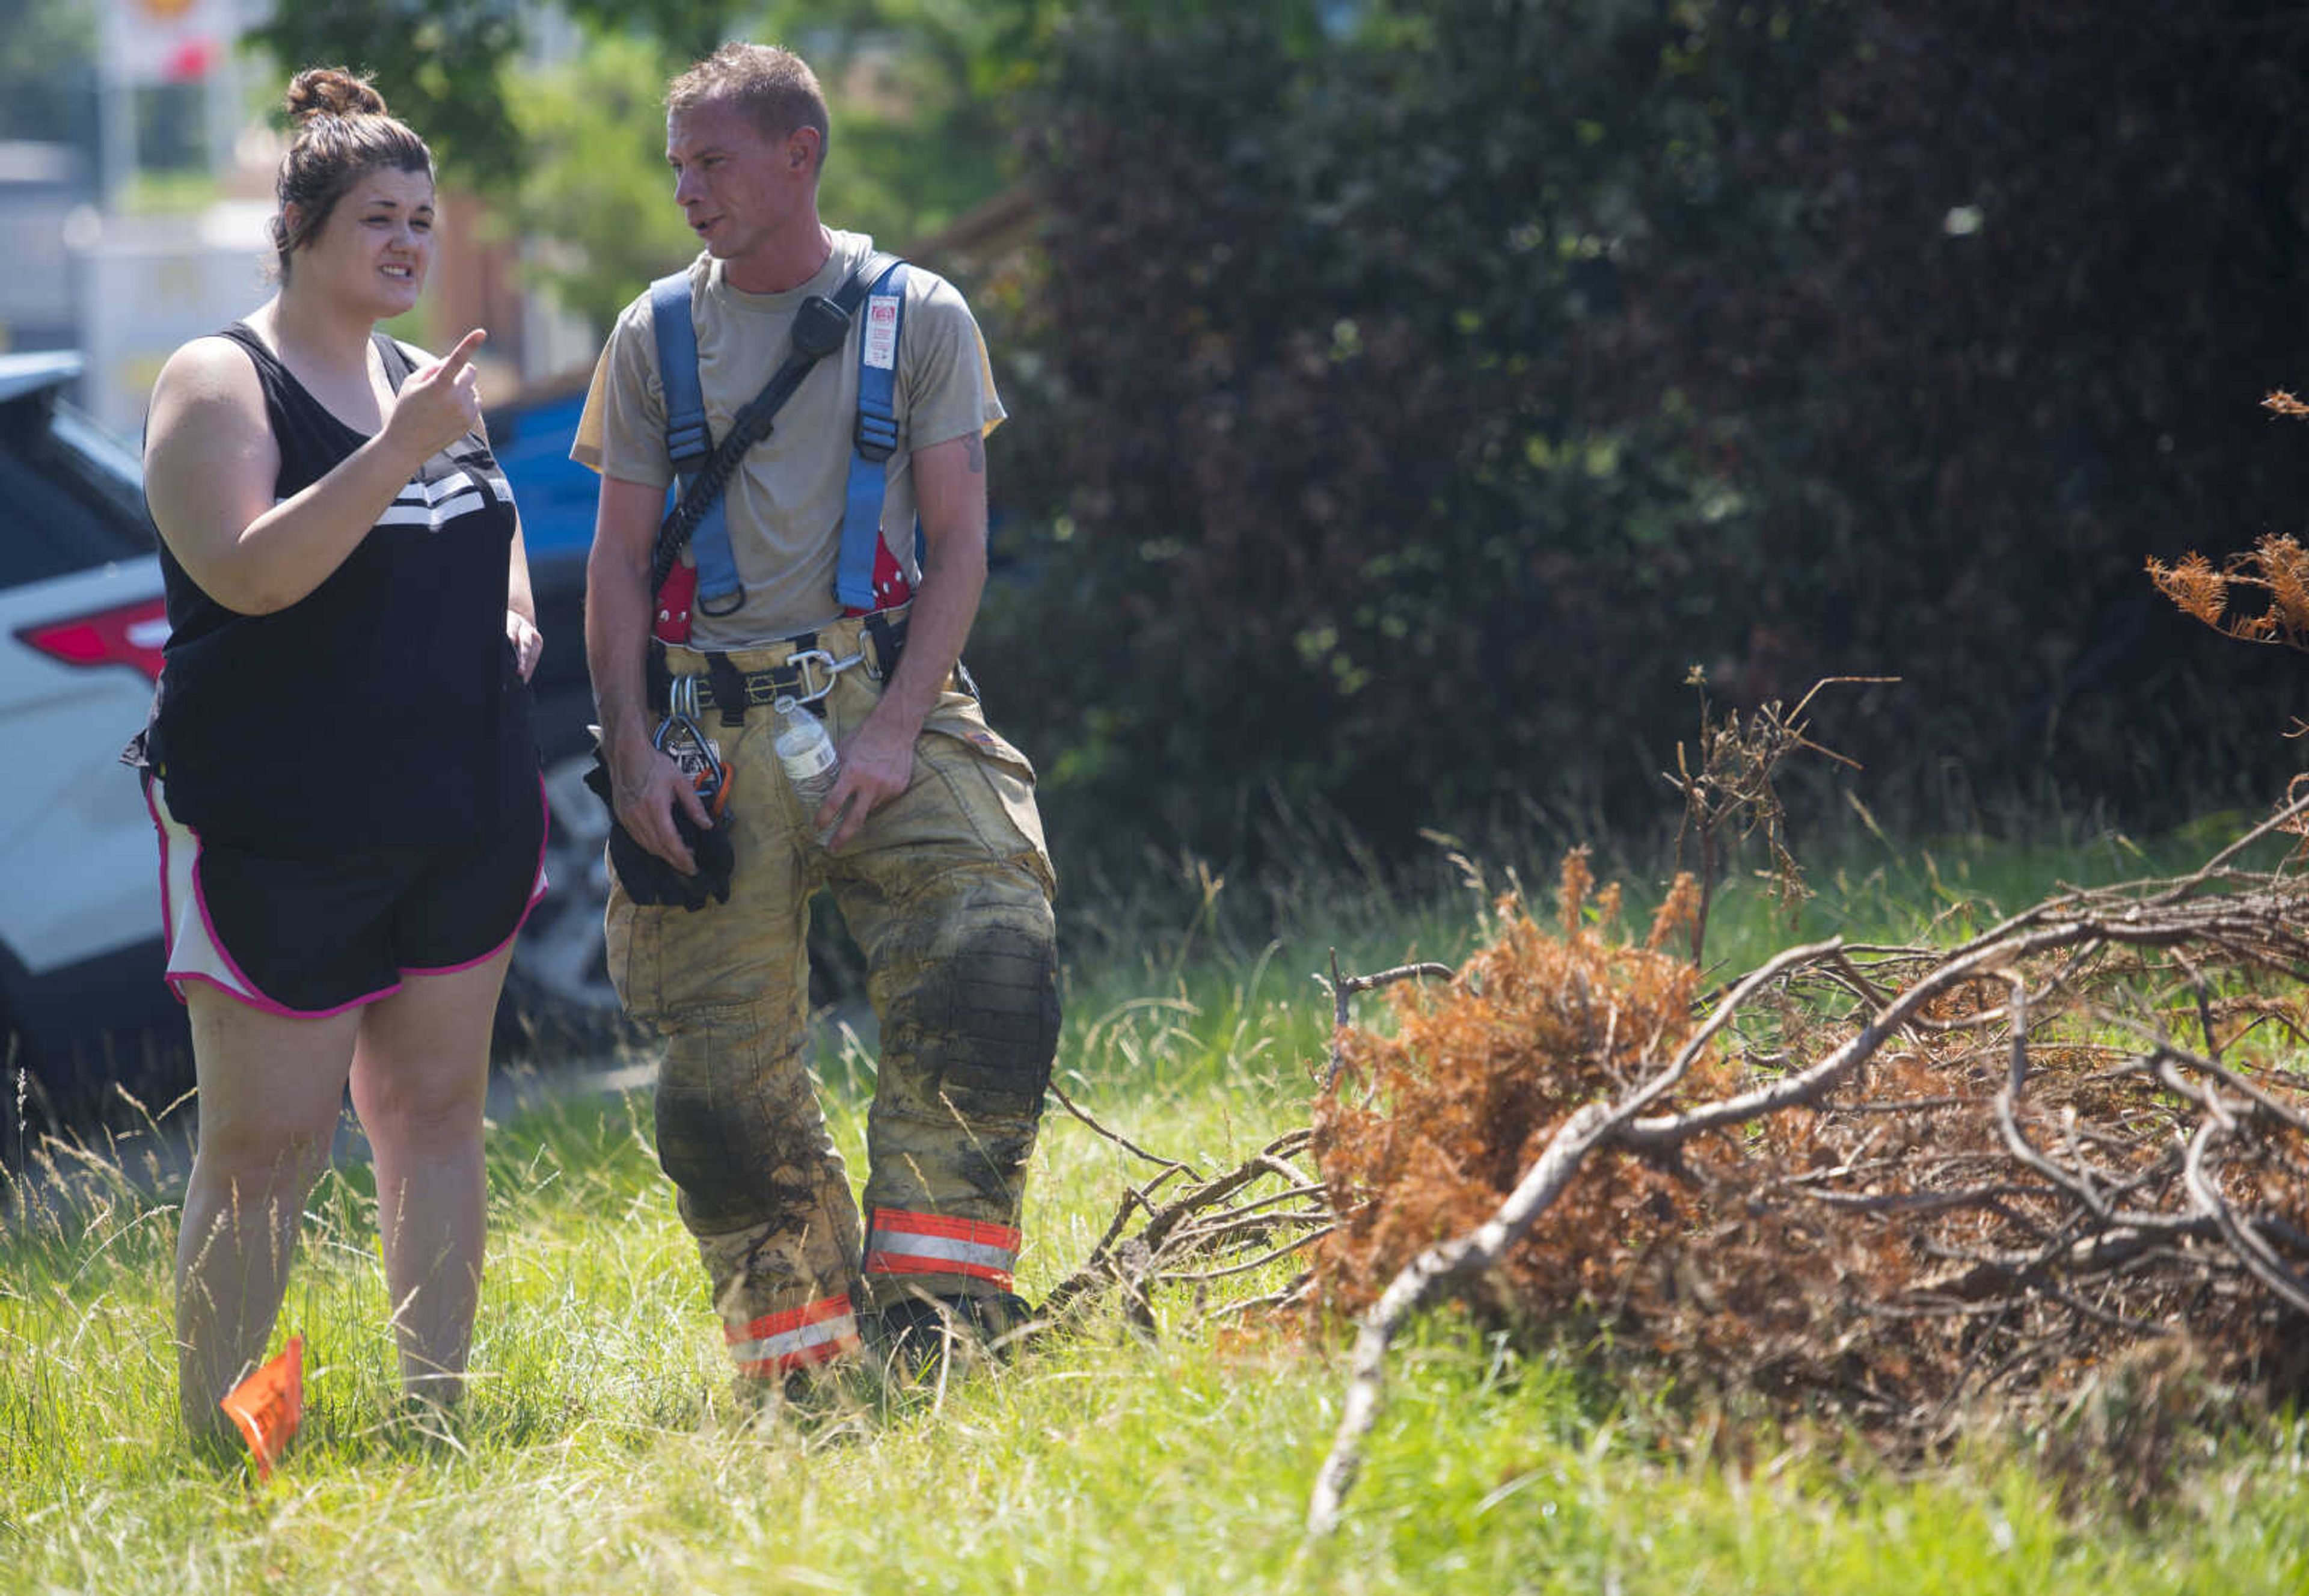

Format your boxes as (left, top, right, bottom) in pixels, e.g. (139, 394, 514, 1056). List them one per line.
(6, 811, 2308, 1593)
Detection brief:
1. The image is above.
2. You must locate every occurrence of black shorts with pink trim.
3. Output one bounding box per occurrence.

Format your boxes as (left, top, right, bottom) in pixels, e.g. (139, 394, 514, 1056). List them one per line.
(144, 775, 548, 1018)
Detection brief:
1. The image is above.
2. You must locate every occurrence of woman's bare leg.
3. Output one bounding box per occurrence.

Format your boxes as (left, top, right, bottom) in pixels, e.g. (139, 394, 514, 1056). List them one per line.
(174, 987, 361, 1439)
(347, 946, 512, 1409)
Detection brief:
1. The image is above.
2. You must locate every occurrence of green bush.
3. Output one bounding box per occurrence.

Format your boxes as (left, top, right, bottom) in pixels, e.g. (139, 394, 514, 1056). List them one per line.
(971, 0, 2309, 886)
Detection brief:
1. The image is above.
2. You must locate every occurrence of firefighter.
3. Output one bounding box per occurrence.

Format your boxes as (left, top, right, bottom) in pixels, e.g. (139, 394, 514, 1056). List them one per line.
(573, 41, 1059, 1387)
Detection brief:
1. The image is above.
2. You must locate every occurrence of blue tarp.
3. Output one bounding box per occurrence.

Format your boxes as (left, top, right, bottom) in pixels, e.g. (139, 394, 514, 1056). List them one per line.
(489, 391, 606, 560)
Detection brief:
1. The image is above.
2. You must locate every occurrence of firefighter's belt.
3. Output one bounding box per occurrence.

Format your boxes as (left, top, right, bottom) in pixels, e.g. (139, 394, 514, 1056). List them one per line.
(649, 613, 909, 726)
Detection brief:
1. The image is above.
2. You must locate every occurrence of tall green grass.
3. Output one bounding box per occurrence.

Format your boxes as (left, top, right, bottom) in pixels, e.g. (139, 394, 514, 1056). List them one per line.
(5, 813, 2307, 1594)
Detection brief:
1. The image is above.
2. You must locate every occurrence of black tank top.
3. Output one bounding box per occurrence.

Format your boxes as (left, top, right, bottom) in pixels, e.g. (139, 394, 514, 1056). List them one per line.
(141, 325, 536, 856)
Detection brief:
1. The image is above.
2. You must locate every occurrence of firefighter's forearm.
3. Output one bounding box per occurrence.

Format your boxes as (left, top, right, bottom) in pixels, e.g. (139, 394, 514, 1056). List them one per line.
(586, 477, 666, 766)
(877, 429, 992, 736)
(879, 527, 985, 733)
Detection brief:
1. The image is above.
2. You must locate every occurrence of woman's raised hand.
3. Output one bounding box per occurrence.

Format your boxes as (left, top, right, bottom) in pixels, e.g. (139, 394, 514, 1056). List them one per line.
(383, 328, 487, 463)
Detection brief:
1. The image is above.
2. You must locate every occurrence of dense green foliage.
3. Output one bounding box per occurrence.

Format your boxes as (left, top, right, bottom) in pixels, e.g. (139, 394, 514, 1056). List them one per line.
(247, 0, 746, 187)
(256, 2, 1054, 335)
(247, 0, 533, 186)
(971, 0, 2309, 882)
(499, 37, 710, 331)
(254, 1, 1049, 248)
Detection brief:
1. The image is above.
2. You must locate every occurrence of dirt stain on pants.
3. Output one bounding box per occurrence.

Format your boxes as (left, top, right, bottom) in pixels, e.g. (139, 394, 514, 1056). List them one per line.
(606, 638, 1059, 1340)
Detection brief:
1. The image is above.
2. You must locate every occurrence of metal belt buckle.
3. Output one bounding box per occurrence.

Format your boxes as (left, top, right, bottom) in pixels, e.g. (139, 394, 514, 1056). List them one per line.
(787, 647, 855, 705)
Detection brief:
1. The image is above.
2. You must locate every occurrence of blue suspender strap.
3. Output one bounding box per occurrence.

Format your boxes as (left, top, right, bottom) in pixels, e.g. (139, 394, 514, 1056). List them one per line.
(649, 272, 708, 472)
(648, 271, 745, 617)
(836, 260, 909, 613)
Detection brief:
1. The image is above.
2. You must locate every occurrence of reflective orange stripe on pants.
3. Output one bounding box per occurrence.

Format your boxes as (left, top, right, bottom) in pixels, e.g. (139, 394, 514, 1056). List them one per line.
(865, 1209, 1021, 1289)
(724, 1293, 862, 1377)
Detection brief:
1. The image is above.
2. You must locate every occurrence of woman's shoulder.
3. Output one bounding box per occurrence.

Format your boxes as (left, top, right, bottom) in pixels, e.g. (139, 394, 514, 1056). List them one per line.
(152, 331, 266, 415)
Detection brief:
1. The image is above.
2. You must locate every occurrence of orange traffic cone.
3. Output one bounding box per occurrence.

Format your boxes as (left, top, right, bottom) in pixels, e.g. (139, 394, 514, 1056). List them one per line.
(218, 1335, 303, 1480)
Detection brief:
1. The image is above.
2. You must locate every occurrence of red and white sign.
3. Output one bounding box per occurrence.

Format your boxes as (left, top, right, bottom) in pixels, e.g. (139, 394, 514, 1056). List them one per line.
(102, 0, 235, 86)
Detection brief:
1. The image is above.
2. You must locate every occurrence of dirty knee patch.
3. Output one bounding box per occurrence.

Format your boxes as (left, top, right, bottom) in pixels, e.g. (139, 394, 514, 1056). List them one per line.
(915, 920, 1059, 1115)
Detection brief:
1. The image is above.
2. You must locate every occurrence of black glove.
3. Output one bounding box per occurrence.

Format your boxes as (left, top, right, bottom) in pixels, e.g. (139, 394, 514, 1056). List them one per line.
(581, 753, 734, 912)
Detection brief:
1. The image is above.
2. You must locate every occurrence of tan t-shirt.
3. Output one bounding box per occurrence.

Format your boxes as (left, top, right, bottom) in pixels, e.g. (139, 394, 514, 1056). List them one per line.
(571, 230, 1006, 645)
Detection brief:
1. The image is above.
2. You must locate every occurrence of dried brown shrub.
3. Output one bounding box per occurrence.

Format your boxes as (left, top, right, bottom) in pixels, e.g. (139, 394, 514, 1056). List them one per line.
(1308, 846, 2309, 1450)
(2147, 532, 2309, 653)
(1313, 853, 1724, 1326)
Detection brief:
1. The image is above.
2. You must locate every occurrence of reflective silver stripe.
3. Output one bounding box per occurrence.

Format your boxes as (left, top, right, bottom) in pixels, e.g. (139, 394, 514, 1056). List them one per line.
(866, 1230, 1016, 1274)
(729, 1310, 859, 1366)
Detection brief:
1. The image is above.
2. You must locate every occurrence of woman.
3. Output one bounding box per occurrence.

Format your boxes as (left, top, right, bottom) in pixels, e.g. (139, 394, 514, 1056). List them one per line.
(137, 67, 544, 1440)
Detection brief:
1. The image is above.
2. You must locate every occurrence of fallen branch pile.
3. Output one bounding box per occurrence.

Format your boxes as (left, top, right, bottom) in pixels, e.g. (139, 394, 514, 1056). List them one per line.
(1307, 800, 2309, 1533)
(1039, 1091, 1332, 1334)
(1036, 799, 2309, 1540)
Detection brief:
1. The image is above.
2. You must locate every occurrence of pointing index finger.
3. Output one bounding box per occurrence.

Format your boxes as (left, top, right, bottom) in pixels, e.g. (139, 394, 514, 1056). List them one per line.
(440, 327, 488, 376)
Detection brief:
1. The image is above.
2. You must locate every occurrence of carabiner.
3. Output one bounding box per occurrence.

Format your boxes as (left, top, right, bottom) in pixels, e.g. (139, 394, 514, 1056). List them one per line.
(654, 710, 729, 814)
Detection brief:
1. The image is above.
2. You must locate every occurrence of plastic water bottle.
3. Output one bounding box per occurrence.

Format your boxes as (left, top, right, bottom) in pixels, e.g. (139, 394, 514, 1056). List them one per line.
(773, 696, 840, 825)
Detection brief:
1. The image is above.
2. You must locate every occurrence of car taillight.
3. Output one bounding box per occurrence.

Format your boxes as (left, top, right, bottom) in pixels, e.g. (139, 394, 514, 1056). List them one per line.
(17, 597, 170, 681)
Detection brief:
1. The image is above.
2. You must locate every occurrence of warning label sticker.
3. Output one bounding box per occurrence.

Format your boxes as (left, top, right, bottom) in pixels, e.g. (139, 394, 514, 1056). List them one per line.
(864, 296, 900, 370)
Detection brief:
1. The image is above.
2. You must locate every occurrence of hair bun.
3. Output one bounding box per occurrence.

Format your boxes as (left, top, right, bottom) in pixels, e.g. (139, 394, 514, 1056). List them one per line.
(284, 67, 387, 124)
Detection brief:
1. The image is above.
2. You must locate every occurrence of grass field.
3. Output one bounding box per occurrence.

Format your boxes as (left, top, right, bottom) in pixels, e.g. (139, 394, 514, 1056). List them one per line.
(6, 814, 2308, 1594)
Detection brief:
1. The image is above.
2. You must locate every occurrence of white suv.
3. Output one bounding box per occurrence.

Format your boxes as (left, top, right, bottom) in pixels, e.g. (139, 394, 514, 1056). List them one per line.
(0, 350, 182, 1120)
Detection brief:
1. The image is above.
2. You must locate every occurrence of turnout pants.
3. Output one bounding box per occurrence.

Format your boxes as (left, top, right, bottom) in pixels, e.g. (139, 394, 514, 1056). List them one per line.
(605, 619, 1059, 1380)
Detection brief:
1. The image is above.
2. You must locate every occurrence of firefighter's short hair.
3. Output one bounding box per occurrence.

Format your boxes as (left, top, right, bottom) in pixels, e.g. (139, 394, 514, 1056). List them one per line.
(668, 43, 832, 176)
